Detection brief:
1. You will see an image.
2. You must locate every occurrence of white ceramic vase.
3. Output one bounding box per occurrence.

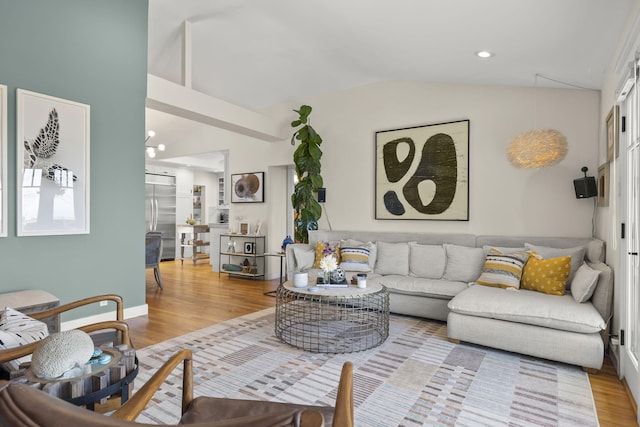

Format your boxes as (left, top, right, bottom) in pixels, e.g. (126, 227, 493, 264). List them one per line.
(293, 272, 308, 288)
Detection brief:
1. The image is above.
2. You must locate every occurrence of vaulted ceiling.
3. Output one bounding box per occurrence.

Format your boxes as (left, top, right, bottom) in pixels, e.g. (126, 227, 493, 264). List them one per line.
(146, 0, 635, 168)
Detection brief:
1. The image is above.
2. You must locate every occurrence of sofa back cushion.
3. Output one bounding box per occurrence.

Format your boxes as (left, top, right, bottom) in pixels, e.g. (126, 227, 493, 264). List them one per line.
(409, 243, 446, 279)
(443, 244, 485, 282)
(375, 241, 410, 275)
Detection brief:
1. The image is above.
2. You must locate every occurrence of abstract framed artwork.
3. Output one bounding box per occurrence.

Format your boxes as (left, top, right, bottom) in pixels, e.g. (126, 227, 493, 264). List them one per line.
(375, 120, 469, 220)
(16, 89, 90, 236)
(231, 172, 264, 203)
(0, 85, 7, 237)
(606, 105, 619, 162)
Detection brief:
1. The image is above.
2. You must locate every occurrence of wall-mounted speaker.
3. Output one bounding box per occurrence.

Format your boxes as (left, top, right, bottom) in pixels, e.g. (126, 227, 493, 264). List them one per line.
(573, 167, 597, 199)
(317, 187, 326, 203)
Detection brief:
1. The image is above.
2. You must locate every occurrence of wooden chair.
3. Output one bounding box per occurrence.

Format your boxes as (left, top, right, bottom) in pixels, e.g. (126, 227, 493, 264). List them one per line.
(0, 349, 354, 427)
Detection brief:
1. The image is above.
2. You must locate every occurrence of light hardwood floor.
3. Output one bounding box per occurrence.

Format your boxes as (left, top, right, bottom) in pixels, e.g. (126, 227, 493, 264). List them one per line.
(130, 260, 638, 427)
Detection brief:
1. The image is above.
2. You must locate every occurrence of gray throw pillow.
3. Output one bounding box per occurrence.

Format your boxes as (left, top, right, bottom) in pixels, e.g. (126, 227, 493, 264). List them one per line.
(443, 244, 485, 282)
(571, 263, 601, 303)
(292, 246, 315, 271)
(375, 241, 410, 275)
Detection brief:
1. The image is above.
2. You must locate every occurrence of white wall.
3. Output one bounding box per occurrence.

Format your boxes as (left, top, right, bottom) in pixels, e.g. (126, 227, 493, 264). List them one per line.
(264, 80, 601, 237)
(155, 80, 603, 279)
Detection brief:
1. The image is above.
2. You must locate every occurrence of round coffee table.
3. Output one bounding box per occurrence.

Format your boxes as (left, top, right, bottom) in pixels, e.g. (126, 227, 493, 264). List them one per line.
(275, 280, 389, 353)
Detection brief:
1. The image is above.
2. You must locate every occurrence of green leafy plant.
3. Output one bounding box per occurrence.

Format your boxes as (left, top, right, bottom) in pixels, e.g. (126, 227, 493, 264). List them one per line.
(291, 105, 323, 243)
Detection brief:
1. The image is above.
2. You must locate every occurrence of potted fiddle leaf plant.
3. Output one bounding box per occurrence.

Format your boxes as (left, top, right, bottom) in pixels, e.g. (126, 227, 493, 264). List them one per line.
(291, 105, 323, 243)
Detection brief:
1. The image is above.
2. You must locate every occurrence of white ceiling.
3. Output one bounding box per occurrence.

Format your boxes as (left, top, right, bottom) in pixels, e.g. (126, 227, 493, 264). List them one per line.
(146, 0, 635, 168)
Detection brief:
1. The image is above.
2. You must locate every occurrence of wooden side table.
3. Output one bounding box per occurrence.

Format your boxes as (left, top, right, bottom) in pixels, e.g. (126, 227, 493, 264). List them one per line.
(18, 346, 138, 411)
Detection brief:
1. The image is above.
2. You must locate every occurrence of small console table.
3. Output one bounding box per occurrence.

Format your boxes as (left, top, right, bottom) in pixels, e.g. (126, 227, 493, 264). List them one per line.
(178, 224, 210, 266)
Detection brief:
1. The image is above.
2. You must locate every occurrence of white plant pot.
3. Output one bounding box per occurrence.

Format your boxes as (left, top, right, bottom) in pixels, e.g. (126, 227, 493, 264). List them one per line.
(293, 272, 309, 288)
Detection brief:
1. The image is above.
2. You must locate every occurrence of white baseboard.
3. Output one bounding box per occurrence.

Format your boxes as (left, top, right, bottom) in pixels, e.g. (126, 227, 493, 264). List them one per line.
(61, 304, 148, 331)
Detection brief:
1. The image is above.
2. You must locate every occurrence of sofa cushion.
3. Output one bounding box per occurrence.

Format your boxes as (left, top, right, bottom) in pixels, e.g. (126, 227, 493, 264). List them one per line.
(524, 243, 585, 285)
(409, 243, 446, 279)
(521, 254, 571, 296)
(443, 244, 484, 282)
(476, 249, 530, 289)
(370, 275, 468, 299)
(339, 244, 372, 272)
(447, 285, 606, 334)
(0, 307, 50, 372)
(375, 241, 410, 275)
(482, 245, 526, 255)
(571, 263, 601, 303)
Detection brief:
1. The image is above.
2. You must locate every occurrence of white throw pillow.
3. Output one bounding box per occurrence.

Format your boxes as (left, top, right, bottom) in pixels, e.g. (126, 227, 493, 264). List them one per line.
(0, 307, 49, 372)
(291, 246, 315, 271)
(571, 263, 601, 303)
(443, 244, 485, 282)
(524, 243, 585, 286)
(342, 239, 377, 270)
(409, 243, 446, 279)
(340, 244, 373, 272)
(375, 241, 410, 275)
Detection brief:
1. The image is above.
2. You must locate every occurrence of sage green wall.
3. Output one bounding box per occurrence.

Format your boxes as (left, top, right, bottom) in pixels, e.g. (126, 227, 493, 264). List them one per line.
(0, 0, 148, 318)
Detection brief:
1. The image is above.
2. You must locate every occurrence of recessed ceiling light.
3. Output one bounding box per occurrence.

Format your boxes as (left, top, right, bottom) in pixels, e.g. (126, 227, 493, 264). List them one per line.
(475, 51, 494, 58)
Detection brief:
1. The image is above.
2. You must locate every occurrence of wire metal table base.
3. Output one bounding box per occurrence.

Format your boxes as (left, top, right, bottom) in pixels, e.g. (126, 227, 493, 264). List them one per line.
(275, 283, 390, 353)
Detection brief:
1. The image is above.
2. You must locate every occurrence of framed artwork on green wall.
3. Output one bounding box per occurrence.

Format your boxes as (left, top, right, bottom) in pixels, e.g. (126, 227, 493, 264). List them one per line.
(0, 85, 6, 237)
(16, 89, 90, 236)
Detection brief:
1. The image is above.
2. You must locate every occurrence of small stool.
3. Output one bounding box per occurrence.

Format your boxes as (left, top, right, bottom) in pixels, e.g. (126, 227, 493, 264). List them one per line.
(0, 290, 60, 333)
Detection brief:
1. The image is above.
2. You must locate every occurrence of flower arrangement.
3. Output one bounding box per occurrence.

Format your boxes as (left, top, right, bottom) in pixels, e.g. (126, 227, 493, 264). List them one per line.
(319, 254, 337, 284)
(319, 254, 338, 273)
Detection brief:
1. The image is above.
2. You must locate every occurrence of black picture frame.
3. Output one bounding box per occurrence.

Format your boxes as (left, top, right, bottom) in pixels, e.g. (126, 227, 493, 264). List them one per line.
(231, 172, 264, 203)
(244, 242, 255, 254)
(375, 120, 469, 220)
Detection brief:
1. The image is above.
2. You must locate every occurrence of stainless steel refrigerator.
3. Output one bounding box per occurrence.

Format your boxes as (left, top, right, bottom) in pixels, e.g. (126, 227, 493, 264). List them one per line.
(145, 173, 176, 260)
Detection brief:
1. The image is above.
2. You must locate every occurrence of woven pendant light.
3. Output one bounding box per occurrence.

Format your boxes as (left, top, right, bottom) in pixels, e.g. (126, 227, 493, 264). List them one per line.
(507, 129, 567, 168)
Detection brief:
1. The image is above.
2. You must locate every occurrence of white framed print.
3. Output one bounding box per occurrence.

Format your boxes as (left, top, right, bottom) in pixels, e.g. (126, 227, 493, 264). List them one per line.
(16, 89, 90, 236)
(0, 85, 7, 237)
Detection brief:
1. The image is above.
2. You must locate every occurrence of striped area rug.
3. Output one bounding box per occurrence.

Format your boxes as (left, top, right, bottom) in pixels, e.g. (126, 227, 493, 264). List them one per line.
(134, 308, 598, 426)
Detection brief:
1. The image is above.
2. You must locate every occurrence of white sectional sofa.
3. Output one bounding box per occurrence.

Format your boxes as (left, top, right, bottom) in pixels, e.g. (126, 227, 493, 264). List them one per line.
(285, 230, 613, 370)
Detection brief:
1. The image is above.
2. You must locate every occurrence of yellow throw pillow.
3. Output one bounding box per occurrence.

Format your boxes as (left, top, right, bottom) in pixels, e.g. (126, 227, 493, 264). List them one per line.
(521, 253, 571, 296)
(312, 241, 341, 268)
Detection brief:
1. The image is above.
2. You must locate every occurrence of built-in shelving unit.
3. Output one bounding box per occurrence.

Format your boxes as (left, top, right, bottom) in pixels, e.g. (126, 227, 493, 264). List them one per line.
(219, 234, 265, 279)
(218, 178, 225, 206)
(192, 185, 204, 223)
